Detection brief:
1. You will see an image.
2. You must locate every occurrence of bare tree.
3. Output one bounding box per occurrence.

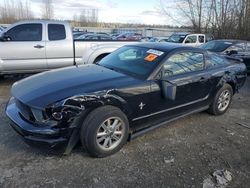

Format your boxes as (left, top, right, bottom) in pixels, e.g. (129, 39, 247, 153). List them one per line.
(0, 0, 33, 24)
(159, 0, 250, 40)
(159, 0, 211, 32)
(41, 0, 54, 19)
(73, 9, 99, 27)
(17, 1, 34, 20)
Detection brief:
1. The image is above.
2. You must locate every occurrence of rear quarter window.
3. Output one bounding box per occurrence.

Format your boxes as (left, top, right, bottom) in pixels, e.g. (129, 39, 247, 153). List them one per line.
(48, 24, 66, 41)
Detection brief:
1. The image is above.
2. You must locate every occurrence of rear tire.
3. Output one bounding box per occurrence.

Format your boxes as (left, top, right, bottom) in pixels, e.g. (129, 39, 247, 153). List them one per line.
(80, 106, 129, 158)
(208, 84, 233, 115)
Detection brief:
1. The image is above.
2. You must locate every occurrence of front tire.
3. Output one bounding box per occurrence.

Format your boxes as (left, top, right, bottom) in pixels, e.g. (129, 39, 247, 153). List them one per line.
(80, 106, 129, 158)
(208, 84, 233, 115)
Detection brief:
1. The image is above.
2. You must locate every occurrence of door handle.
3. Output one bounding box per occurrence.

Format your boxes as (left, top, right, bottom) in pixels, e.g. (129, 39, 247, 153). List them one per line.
(34, 45, 44, 49)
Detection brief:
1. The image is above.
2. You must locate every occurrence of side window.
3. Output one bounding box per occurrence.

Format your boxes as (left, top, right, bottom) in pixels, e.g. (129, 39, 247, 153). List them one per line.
(163, 52, 204, 77)
(6, 24, 42, 41)
(48, 24, 66, 41)
(209, 54, 229, 67)
(198, 35, 205, 43)
(185, 36, 197, 43)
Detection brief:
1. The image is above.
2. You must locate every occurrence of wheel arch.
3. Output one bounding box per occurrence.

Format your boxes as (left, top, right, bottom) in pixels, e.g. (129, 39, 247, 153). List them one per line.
(93, 53, 110, 64)
(226, 81, 236, 94)
(62, 93, 132, 154)
(216, 74, 238, 95)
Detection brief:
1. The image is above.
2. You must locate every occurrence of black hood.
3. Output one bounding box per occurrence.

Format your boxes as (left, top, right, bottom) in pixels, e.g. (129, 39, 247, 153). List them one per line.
(11, 64, 136, 109)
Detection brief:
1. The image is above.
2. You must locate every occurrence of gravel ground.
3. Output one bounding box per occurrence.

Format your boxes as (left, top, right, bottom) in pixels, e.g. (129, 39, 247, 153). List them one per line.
(0, 75, 249, 188)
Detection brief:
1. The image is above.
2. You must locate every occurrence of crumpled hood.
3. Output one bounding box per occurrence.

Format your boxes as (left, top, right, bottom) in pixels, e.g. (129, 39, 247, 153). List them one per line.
(11, 64, 133, 109)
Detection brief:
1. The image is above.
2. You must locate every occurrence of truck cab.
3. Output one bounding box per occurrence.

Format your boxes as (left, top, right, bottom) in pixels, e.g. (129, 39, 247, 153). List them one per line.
(167, 32, 207, 47)
(0, 20, 135, 76)
(0, 20, 75, 74)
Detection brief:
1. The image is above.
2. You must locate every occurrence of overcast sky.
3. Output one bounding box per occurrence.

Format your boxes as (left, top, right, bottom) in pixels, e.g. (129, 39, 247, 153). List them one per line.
(0, 0, 172, 25)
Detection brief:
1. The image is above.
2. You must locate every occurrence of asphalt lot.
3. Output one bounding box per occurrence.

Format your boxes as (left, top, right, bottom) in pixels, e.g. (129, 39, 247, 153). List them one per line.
(0, 75, 250, 188)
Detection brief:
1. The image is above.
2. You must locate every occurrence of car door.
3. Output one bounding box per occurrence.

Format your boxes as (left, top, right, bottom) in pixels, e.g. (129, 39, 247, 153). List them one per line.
(183, 35, 198, 47)
(147, 51, 212, 121)
(0, 23, 47, 72)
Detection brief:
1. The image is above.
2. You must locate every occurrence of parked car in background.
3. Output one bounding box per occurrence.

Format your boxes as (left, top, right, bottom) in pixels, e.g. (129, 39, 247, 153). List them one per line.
(96, 32, 110, 37)
(167, 32, 208, 47)
(149, 36, 170, 42)
(115, 32, 142, 41)
(200, 40, 250, 73)
(76, 34, 112, 41)
(111, 33, 120, 39)
(0, 20, 134, 76)
(6, 43, 247, 157)
(140, 37, 152, 42)
(73, 31, 88, 39)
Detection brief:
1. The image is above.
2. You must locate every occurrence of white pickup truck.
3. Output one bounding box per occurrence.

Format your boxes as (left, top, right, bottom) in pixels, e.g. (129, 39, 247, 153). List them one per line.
(0, 20, 131, 76)
(167, 32, 208, 47)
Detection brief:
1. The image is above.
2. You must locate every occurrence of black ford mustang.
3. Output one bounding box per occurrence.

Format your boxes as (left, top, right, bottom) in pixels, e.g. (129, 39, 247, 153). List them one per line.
(6, 43, 247, 157)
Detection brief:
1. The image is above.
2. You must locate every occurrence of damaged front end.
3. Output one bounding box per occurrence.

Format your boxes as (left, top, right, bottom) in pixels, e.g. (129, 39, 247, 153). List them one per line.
(5, 96, 91, 155)
(5, 92, 111, 154)
(45, 95, 105, 125)
(6, 87, 129, 154)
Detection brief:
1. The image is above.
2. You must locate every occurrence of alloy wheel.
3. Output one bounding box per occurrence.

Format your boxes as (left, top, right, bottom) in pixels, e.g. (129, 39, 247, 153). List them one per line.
(96, 117, 125, 151)
(218, 89, 231, 112)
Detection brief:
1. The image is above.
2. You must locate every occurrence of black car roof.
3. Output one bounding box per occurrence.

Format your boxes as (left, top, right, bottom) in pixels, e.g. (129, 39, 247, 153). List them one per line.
(125, 42, 205, 54)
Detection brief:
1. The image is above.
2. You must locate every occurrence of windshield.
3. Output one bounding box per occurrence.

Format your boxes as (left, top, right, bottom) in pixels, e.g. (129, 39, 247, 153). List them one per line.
(167, 34, 186, 43)
(200, 41, 233, 52)
(98, 46, 166, 79)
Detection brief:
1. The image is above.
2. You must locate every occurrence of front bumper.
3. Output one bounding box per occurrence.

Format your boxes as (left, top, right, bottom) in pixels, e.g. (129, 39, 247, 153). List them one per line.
(5, 99, 78, 154)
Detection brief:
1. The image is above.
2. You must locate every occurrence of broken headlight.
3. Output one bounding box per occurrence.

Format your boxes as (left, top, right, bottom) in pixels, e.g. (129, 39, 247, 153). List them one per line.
(46, 97, 86, 122)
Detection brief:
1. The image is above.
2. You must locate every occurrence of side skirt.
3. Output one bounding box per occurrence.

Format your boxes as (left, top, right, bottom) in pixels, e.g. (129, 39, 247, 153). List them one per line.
(129, 105, 209, 141)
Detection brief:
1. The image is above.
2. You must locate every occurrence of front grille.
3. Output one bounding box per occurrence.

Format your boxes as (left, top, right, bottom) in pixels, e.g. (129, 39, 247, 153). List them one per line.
(15, 99, 35, 122)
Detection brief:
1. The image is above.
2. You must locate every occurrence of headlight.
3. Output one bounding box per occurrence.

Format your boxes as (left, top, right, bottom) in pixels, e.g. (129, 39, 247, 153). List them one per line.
(46, 97, 86, 122)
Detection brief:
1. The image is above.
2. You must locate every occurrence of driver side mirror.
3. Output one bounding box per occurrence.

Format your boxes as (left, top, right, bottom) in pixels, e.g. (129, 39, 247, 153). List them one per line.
(161, 77, 177, 100)
(185, 40, 191, 44)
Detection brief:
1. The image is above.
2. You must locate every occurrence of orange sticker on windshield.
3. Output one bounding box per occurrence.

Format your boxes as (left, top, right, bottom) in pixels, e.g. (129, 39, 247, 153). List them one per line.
(144, 54, 158, 62)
